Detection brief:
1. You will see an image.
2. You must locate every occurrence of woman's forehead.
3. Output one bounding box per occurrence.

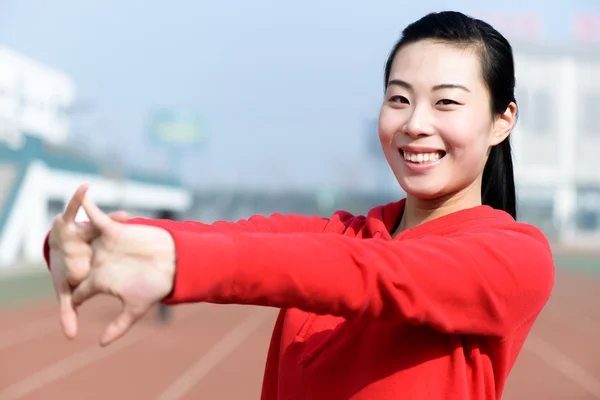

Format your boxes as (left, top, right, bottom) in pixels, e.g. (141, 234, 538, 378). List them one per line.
(388, 40, 484, 89)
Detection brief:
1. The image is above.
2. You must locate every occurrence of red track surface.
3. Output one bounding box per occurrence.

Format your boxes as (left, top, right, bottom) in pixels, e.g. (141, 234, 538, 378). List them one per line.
(1, 268, 599, 400)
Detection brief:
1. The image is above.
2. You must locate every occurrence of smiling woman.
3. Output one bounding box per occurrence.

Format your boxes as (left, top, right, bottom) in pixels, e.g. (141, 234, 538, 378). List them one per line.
(379, 23, 517, 222)
(43, 10, 554, 400)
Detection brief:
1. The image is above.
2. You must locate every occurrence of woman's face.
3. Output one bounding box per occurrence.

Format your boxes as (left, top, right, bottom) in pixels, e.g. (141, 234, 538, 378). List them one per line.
(379, 40, 514, 202)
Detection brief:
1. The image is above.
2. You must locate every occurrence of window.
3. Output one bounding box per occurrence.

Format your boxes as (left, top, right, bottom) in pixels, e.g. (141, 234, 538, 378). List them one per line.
(575, 187, 600, 232)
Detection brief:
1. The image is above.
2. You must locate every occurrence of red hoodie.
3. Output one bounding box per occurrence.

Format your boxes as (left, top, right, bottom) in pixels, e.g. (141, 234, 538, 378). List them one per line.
(43, 199, 555, 399)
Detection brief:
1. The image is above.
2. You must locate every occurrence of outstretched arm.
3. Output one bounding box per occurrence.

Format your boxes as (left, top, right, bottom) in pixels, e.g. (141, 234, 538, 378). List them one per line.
(162, 223, 555, 338)
(44, 210, 354, 268)
(42, 184, 354, 344)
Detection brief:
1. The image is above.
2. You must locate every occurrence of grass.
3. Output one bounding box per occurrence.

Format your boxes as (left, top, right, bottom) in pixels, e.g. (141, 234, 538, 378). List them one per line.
(553, 255, 600, 273)
(0, 270, 55, 310)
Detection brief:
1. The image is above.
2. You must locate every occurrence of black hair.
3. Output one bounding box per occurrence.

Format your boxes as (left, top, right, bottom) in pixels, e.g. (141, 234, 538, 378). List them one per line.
(384, 11, 517, 219)
(157, 209, 178, 220)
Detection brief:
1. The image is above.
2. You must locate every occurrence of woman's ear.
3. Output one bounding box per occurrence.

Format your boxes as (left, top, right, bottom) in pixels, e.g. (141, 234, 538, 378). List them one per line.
(490, 102, 517, 146)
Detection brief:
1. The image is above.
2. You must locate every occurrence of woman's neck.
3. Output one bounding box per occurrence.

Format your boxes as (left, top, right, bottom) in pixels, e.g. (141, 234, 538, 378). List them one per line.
(393, 185, 483, 237)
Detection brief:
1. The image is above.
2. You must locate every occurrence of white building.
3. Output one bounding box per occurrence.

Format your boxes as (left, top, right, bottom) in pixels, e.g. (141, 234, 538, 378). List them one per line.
(0, 46, 192, 271)
(512, 44, 600, 244)
(0, 46, 75, 148)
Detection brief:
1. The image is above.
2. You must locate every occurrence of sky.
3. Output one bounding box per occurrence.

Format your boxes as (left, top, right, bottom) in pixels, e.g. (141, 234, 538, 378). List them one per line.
(0, 0, 598, 191)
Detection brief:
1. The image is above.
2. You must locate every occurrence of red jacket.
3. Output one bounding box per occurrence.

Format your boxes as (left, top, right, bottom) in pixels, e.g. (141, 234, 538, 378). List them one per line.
(44, 199, 555, 399)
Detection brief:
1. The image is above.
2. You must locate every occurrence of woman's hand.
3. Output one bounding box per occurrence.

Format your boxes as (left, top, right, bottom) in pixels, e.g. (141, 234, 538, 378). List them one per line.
(48, 185, 128, 340)
(70, 189, 177, 347)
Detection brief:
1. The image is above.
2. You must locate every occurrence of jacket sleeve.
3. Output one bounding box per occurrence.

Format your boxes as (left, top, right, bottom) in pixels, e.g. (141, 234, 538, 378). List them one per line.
(161, 223, 555, 338)
(43, 211, 353, 269)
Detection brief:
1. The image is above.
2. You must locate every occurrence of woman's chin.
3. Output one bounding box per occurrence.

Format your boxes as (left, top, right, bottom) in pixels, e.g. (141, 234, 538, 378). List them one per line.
(398, 178, 447, 201)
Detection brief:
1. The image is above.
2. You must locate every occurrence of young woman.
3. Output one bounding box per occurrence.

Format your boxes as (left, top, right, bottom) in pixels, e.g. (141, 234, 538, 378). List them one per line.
(45, 11, 555, 400)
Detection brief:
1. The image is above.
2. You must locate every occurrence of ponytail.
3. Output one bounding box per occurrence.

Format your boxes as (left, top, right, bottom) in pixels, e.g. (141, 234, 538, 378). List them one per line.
(481, 138, 517, 219)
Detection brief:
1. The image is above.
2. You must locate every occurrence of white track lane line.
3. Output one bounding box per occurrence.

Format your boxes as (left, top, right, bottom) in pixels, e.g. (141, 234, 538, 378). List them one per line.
(0, 305, 204, 400)
(156, 307, 275, 400)
(525, 333, 600, 399)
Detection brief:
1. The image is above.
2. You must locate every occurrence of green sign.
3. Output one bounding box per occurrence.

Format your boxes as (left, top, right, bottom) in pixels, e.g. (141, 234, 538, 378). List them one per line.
(149, 110, 207, 150)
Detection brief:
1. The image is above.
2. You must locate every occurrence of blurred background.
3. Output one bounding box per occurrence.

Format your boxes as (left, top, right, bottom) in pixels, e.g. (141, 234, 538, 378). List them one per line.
(0, 1, 599, 399)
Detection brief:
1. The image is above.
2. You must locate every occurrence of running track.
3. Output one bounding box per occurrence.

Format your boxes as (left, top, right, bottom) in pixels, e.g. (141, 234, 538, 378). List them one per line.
(0, 267, 599, 399)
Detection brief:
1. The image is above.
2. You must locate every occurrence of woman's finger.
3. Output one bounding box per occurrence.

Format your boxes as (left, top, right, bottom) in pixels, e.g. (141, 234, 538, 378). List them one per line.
(108, 211, 129, 222)
(78, 211, 129, 242)
(81, 195, 117, 234)
(57, 279, 78, 339)
(65, 259, 91, 287)
(63, 184, 88, 223)
(71, 277, 100, 308)
(100, 306, 143, 347)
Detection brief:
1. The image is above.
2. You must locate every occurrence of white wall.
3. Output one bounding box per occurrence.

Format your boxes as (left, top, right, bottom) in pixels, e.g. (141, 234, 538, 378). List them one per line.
(0, 46, 75, 147)
(0, 162, 192, 270)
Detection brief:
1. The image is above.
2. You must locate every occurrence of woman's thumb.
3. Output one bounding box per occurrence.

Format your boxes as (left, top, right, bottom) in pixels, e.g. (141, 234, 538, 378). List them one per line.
(57, 281, 78, 339)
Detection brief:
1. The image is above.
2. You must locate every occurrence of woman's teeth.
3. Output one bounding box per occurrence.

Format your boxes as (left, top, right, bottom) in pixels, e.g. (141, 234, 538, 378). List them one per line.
(402, 151, 444, 164)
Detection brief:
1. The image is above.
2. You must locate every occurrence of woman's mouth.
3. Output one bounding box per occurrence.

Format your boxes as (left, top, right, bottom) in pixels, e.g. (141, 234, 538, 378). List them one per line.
(399, 149, 446, 164)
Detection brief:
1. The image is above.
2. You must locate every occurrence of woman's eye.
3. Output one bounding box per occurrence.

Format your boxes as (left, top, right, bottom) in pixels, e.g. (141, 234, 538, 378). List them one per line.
(437, 99, 457, 105)
(390, 95, 409, 104)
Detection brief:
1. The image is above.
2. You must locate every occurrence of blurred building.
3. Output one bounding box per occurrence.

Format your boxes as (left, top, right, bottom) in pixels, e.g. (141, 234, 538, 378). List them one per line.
(0, 46, 191, 271)
(512, 44, 600, 244)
